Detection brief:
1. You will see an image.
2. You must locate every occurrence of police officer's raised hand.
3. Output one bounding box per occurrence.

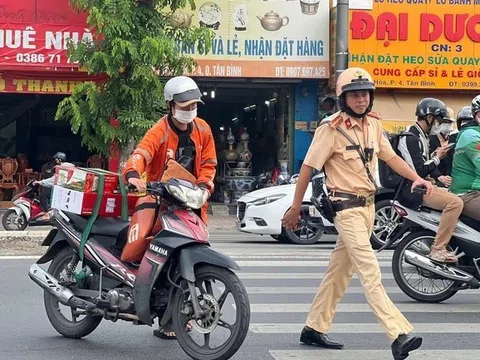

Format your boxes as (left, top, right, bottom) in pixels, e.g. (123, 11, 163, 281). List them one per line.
(282, 206, 301, 230)
(128, 178, 147, 193)
(411, 178, 433, 197)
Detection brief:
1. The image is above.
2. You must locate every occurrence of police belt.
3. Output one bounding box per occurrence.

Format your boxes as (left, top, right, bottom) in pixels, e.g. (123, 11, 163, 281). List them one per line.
(330, 191, 375, 212)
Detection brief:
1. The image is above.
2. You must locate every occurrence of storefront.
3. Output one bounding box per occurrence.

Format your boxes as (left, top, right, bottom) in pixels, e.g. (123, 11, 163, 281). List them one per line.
(0, 0, 331, 204)
(348, 3, 480, 131)
(0, 1, 103, 202)
(177, 0, 331, 201)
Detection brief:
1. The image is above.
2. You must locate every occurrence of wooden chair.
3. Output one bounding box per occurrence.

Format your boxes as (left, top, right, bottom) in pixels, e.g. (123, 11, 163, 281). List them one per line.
(86, 154, 106, 169)
(0, 157, 19, 199)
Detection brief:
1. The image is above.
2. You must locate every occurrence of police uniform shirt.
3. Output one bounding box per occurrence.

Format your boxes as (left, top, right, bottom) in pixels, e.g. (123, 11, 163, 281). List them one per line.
(304, 111, 397, 195)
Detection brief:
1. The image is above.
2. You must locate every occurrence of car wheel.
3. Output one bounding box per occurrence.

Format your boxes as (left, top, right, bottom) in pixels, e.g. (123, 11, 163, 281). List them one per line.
(371, 199, 403, 250)
(284, 204, 324, 245)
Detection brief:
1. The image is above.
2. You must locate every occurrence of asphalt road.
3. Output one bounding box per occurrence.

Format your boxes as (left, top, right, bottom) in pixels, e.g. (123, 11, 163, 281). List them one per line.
(1, 236, 480, 360)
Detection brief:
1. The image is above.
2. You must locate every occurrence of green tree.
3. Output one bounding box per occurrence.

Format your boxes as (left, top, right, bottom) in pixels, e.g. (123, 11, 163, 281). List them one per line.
(56, 0, 213, 157)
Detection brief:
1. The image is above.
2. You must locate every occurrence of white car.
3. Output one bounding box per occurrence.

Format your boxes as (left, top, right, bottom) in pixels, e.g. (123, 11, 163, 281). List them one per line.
(236, 182, 336, 245)
(236, 175, 400, 248)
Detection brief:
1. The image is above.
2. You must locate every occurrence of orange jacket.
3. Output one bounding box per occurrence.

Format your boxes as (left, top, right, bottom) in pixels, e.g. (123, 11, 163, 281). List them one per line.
(123, 115, 217, 223)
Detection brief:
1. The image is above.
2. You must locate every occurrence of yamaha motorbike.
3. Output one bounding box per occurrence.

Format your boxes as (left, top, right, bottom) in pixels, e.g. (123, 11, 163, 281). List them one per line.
(383, 197, 480, 303)
(2, 180, 51, 231)
(28, 179, 251, 360)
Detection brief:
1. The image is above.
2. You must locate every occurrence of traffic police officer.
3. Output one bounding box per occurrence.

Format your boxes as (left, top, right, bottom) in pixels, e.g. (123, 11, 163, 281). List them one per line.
(282, 67, 433, 360)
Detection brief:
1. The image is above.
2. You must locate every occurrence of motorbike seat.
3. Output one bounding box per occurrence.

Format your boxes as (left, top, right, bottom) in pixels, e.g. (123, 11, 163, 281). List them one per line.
(65, 212, 130, 237)
(419, 207, 480, 232)
(459, 214, 480, 232)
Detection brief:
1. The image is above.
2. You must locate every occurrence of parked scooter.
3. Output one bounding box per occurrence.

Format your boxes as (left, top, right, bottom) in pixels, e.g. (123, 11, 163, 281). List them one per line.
(381, 190, 480, 303)
(2, 180, 51, 231)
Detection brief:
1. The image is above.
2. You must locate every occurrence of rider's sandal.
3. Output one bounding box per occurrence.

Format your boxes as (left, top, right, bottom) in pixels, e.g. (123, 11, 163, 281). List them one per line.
(153, 322, 193, 339)
(429, 249, 458, 264)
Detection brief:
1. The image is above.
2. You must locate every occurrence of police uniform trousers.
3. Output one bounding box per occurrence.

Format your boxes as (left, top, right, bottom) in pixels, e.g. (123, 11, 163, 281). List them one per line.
(305, 203, 414, 342)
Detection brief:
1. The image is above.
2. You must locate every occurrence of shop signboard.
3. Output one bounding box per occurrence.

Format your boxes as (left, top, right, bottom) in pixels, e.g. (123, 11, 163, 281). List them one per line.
(0, 0, 329, 79)
(178, 0, 330, 79)
(0, 0, 89, 71)
(349, 3, 480, 90)
(0, 70, 105, 93)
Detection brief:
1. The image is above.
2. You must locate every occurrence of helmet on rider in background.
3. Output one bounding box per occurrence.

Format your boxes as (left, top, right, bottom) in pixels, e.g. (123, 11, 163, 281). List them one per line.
(53, 152, 66, 162)
(457, 106, 476, 130)
(163, 76, 204, 108)
(471, 95, 480, 116)
(415, 98, 448, 119)
(336, 67, 376, 118)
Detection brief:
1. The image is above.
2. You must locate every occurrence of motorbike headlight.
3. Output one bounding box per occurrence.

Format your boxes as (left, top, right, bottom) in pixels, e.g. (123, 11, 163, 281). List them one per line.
(252, 193, 286, 206)
(165, 181, 208, 209)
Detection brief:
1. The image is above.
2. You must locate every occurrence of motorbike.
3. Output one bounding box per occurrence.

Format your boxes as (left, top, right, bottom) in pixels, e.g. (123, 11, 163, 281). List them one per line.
(28, 178, 251, 360)
(382, 193, 480, 303)
(2, 179, 51, 231)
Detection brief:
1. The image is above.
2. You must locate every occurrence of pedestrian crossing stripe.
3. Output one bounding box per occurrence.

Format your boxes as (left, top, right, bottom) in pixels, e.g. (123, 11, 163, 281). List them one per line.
(244, 286, 478, 294)
(269, 350, 479, 360)
(250, 323, 480, 333)
(248, 303, 480, 313)
(236, 260, 393, 267)
(238, 272, 397, 279)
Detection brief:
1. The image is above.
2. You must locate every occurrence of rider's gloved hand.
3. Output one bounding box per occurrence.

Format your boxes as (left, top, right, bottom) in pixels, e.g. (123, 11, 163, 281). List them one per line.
(198, 183, 211, 206)
(128, 177, 147, 193)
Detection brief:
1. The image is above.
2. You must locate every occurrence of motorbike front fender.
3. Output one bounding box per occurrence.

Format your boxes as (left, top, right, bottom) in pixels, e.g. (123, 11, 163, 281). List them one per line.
(9, 203, 30, 219)
(178, 245, 240, 282)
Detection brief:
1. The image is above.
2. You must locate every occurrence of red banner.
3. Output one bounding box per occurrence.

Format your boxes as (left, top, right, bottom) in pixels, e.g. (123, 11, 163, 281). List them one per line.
(0, 23, 92, 70)
(0, 70, 105, 94)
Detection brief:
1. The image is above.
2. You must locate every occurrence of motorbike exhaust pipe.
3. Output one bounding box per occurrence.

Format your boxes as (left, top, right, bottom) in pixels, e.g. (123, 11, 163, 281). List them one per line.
(28, 264, 96, 310)
(404, 250, 475, 283)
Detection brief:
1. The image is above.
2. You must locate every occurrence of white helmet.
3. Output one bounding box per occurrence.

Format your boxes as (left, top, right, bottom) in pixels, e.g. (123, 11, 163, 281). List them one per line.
(163, 76, 204, 107)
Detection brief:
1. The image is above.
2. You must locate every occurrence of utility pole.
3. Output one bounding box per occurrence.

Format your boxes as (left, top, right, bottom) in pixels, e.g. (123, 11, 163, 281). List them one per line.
(335, 0, 349, 110)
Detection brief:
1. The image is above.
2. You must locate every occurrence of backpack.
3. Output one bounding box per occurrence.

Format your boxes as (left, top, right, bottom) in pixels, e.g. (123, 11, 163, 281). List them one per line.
(378, 131, 420, 189)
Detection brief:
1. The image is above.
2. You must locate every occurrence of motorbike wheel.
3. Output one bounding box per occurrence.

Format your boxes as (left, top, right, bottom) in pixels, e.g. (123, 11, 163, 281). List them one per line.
(2, 209, 28, 231)
(172, 265, 250, 360)
(392, 231, 458, 303)
(44, 247, 102, 338)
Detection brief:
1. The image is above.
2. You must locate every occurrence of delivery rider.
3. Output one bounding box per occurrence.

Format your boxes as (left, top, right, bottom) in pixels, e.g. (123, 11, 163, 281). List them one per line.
(282, 67, 433, 360)
(122, 75, 217, 340)
(123, 75, 217, 224)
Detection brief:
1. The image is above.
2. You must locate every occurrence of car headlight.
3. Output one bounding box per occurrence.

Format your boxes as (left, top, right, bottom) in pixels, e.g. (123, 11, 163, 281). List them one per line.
(252, 193, 286, 206)
(165, 181, 208, 209)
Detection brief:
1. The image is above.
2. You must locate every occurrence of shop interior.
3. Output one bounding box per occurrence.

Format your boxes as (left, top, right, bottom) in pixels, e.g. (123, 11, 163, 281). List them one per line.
(0, 94, 96, 201)
(196, 79, 294, 204)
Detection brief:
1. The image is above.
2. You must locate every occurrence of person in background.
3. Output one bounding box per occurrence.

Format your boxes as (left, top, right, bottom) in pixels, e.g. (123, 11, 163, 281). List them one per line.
(450, 97, 480, 221)
(429, 107, 455, 179)
(397, 98, 464, 263)
(34, 152, 74, 219)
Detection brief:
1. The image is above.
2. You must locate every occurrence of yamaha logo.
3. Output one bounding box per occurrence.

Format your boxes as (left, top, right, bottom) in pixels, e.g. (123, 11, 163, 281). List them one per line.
(149, 244, 168, 257)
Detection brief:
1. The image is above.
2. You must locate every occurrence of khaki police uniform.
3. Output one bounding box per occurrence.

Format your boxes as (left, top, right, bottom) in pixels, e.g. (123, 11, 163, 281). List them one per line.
(303, 110, 414, 342)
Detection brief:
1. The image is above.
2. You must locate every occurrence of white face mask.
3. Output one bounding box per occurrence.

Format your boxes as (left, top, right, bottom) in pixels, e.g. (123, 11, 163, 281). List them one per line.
(174, 108, 197, 124)
(430, 121, 442, 136)
(439, 123, 453, 136)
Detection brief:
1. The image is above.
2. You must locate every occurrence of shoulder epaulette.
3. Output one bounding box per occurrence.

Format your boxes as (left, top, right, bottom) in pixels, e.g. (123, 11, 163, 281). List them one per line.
(327, 115, 344, 130)
(368, 112, 382, 120)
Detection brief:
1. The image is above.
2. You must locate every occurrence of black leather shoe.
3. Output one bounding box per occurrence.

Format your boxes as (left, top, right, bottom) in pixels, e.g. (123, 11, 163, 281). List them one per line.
(391, 334, 422, 360)
(300, 326, 344, 349)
